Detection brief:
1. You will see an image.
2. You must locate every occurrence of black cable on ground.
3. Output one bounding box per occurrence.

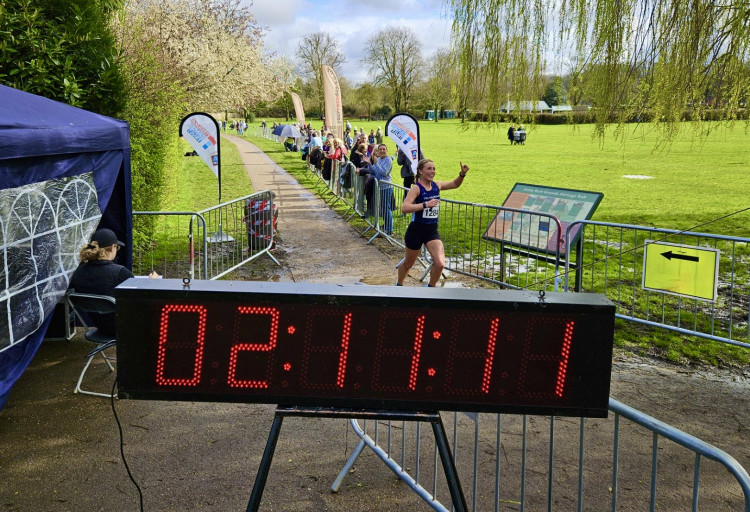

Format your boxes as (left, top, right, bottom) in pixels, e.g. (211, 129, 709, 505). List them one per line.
(111, 376, 145, 512)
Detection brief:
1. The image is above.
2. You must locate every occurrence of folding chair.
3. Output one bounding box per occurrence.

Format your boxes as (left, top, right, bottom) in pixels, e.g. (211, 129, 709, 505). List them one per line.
(66, 291, 117, 398)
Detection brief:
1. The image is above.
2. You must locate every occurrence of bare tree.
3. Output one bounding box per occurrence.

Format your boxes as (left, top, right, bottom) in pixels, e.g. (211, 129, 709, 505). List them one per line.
(363, 27, 423, 112)
(423, 49, 453, 122)
(295, 32, 346, 114)
(355, 82, 386, 119)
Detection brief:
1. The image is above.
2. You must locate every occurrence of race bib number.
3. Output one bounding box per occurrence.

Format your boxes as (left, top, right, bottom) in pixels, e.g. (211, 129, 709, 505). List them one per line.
(423, 205, 439, 219)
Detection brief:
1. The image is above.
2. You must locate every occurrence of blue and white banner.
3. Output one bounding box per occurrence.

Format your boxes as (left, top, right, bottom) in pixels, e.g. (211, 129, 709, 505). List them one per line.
(180, 113, 220, 176)
(385, 113, 421, 176)
(179, 112, 222, 201)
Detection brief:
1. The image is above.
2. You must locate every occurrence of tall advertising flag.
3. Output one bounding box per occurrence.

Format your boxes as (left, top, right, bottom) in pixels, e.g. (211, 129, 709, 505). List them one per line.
(322, 65, 343, 139)
(290, 92, 306, 126)
(179, 112, 222, 202)
(385, 113, 421, 176)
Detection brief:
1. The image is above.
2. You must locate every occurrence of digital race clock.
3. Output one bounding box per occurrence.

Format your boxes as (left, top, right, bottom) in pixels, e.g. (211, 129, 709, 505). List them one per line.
(115, 279, 615, 417)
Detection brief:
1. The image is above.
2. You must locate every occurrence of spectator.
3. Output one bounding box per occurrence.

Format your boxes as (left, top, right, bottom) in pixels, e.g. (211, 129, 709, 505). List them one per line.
(358, 143, 394, 235)
(350, 143, 368, 212)
(516, 125, 526, 145)
(309, 131, 323, 150)
(368, 129, 376, 144)
(398, 147, 424, 194)
(397, 159, 470, 287)
(322, 137, 343, 180)
(507, 124, 515, 145)
(284, 136, 297, 152)
(375, 127, 383, 144)
(350, 143, 367, 168)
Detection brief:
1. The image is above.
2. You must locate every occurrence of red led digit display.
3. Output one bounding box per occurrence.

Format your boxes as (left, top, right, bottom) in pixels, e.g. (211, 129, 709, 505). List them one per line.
(155, 304, 207, 387)
(116, 280, 616, 417)
(228, 306, 280, 389)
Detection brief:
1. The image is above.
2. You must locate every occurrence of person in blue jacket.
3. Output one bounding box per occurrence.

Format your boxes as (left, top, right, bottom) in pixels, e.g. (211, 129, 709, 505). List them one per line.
(397, 159, 470, 287)
(358, 143, 394, 234)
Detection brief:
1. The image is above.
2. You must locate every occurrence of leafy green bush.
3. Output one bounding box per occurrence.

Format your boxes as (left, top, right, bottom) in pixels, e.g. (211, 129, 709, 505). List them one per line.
(0, 0, 126, 116)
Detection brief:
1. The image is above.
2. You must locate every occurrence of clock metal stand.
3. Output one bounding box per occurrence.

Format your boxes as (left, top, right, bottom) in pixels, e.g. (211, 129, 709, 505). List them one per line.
(246, 406, 468, 512)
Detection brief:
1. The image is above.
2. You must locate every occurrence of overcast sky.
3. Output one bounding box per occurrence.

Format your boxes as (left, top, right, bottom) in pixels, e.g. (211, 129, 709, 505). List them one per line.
(247, 0, 454, 84)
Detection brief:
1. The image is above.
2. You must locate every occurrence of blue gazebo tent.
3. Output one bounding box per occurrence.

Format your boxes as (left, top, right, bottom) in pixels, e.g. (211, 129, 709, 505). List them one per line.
(0, 85, 132, 409)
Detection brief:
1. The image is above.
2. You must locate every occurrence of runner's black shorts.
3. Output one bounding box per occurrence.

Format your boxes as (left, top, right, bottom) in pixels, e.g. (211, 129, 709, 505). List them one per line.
(404, 222, 440, 250)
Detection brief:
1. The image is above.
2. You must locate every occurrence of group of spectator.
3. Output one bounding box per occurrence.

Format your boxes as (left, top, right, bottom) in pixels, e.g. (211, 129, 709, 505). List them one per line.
(507, 124, 527, 145)
(292, 122, 399, 235)
(229, 120, 247, 134)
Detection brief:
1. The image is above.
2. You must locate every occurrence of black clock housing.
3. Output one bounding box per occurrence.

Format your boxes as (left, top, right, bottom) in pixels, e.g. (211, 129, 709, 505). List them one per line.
(115, 279, 615, 417)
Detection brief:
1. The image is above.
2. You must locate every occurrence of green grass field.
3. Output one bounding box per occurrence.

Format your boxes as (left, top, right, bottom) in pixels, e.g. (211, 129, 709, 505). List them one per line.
(170, 138, 254, 211)
(262, 118, 750, 234)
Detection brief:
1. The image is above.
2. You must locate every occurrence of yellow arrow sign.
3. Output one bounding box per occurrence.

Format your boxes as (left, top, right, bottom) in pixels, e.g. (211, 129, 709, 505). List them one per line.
(642, 241, 719, 301)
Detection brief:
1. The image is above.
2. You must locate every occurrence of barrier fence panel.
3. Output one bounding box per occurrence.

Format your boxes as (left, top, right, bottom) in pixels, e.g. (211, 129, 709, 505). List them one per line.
(437, 198, 563, 290)
(334, 406, 750, 512)
(197, 191, 279, 280)
(564, 221, 750, 349)
(132, 191, 278, 282)
(131, 211, 206, 280)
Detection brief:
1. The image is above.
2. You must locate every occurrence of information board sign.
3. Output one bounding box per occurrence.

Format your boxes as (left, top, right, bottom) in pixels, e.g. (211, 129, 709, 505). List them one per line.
(483, 183, 603, 256)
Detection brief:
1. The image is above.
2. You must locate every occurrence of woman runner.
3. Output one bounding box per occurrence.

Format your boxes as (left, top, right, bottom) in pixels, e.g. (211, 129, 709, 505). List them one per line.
(396, 159, 469, 287)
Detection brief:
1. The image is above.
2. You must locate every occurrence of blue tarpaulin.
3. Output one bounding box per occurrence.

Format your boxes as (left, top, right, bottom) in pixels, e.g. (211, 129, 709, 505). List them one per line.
(0, 85, 132, 409)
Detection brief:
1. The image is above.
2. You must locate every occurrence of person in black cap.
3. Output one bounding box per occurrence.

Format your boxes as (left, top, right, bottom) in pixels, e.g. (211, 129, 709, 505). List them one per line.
(68, 228, 157, 335)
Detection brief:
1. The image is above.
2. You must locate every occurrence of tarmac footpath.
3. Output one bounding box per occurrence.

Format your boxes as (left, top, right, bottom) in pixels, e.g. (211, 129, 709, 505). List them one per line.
(223, 134, 402, 285)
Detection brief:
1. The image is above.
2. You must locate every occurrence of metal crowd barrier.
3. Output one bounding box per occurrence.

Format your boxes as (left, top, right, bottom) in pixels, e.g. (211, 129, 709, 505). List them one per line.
(132, 191, 279, 281)
(131, 211, 207, 279)
(564, 220, 750, 349)
(333, 403, 750, 511)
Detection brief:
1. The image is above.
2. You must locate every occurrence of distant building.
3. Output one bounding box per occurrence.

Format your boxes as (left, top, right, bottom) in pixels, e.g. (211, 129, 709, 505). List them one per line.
(500, 101, 551, 113)
(551, 105, 573, 113)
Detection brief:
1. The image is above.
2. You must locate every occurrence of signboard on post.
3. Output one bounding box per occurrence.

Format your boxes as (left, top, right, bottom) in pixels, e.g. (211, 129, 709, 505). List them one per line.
(385, 113, 421, 177)
(642, 241, 719, 301)
(179, 112, 221, 203)
(483, 183, 603, 256)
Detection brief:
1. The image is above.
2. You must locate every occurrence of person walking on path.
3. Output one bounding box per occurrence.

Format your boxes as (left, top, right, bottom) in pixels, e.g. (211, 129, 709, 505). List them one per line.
(397, 159, 469, 287)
